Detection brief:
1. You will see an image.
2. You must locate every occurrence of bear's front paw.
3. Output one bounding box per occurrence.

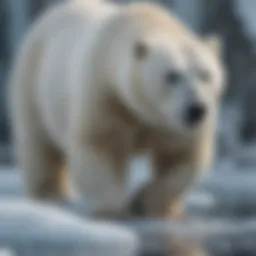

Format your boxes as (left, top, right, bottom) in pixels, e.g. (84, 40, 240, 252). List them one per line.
(128, 186, 189, 220)
(92, 208, 132, 221)
(128, 187, 147, 218)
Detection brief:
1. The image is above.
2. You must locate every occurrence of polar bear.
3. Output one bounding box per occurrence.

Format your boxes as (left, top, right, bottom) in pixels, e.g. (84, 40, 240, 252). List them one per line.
(8, 0, 226, 218)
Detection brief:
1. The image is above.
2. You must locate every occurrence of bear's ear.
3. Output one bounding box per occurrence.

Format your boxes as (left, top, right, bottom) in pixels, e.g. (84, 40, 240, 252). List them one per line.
(204, 34, 223, 56)
(134, 41, 149, 60)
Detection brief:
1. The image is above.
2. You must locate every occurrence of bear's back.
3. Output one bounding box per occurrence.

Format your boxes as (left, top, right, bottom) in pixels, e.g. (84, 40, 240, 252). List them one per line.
(12, 1, 117, 151)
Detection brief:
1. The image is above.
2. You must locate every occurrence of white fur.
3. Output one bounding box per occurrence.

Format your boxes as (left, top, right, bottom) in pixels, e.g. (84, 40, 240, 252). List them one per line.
(9, 0, 225, 216)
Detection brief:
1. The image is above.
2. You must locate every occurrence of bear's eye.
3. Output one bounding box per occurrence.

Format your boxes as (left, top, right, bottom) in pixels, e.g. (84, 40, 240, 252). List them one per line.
(198, 69, 211, 83)
(165, 71, 182, 85)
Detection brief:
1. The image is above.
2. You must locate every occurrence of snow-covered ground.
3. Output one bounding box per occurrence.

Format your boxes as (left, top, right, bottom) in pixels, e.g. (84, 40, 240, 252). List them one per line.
(1, 154, 256, 255)
(0, 199, 139, 256)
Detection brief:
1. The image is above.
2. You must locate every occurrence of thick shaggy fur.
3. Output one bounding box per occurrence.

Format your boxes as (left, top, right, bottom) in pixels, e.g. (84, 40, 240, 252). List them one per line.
(8, 0, 225, 218)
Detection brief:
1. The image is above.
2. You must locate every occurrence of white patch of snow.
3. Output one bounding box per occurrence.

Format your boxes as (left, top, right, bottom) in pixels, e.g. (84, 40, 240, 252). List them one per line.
(0, 248, 15, 256)
(0, 199, 139, 256)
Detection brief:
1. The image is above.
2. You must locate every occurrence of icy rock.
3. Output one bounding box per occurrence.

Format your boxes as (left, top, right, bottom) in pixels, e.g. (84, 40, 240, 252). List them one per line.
(0, 199, 139, 256)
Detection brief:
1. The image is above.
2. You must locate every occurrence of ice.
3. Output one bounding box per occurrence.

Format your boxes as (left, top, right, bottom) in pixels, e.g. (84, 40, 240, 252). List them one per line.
(0, 198, 139, 256)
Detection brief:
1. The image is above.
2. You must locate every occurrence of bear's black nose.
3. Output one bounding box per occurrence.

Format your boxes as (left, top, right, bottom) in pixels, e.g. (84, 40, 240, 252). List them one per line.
(185, 103, 206, 126)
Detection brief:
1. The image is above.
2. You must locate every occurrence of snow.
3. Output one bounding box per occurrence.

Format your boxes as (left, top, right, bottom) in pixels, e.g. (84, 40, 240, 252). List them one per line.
(0, 249, 15, 256)
(0, 169, 140, 256)
(1, 154, 256, 255)
(0, 198, 139, 256)
(0, 170, 24, 197)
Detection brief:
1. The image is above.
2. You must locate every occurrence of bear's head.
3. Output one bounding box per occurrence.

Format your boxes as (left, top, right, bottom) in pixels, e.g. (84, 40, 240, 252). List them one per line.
(132, 33, 225, 136)
(104, 4, 226, 137)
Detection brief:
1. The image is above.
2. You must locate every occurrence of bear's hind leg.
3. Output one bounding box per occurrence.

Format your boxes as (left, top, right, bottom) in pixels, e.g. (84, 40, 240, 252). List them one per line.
(13, 119, 69, 200)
